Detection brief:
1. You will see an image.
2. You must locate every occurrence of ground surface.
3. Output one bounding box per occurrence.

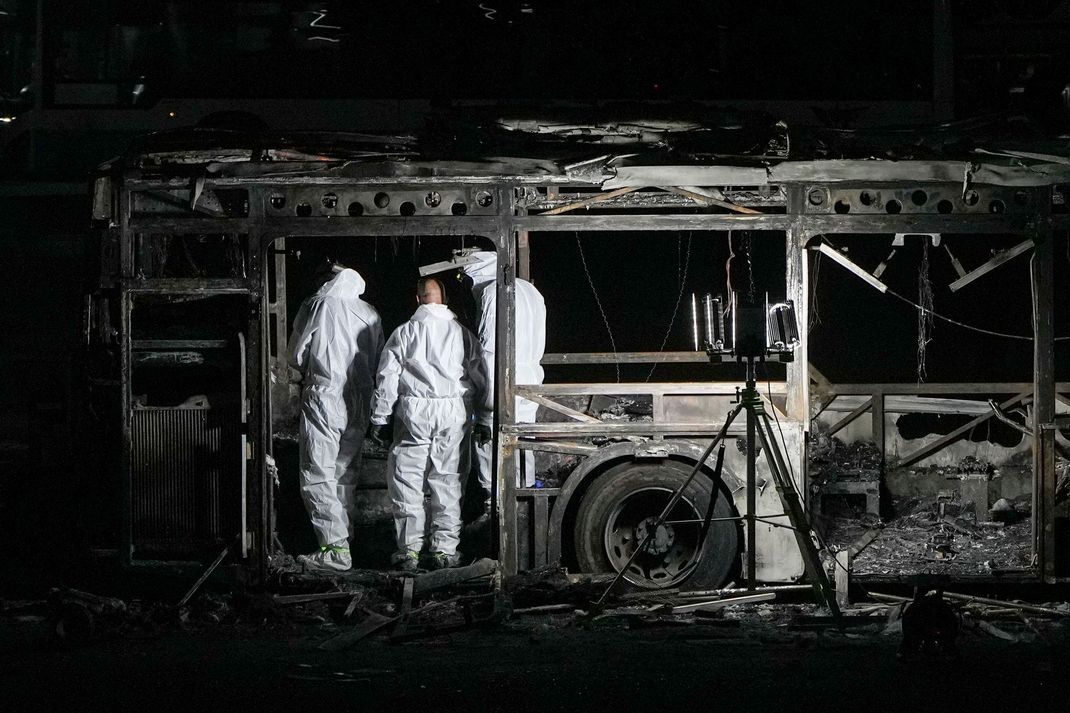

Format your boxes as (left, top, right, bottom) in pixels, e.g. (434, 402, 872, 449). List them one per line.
(3, 601, 1069, 713)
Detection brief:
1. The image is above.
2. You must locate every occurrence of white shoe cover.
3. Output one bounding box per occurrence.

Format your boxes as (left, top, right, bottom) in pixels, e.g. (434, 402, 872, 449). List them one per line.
(297, 545, 352, 573)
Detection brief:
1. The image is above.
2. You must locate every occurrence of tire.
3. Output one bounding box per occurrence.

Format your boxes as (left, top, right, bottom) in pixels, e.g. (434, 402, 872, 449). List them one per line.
(573, 459, 740, 590)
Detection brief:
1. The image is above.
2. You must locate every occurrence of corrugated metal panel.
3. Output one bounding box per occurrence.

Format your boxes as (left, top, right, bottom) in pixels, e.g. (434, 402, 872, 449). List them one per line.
(131, 407, 240, 559)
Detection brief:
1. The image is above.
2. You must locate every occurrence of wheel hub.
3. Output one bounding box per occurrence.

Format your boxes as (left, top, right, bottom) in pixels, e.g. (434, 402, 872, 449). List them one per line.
(602, 485, 705, 588)
(634, 516, 675, 556)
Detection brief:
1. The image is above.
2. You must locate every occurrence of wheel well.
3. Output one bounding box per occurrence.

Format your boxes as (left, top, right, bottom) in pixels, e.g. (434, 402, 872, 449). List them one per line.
(558, 450, 742, 572)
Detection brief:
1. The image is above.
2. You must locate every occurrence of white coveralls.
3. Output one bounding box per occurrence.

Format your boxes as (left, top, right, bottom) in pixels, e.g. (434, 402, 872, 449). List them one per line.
(370, 303, 487, 557)
(288, 269, 384, 547)
(462, 252, 547, 489)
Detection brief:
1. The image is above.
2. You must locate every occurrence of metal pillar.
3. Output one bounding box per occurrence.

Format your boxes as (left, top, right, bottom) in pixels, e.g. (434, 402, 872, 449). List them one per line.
(494, 203, 519, 575)
(784, 216, 809, 422)
(1031, 225, 1056, 579)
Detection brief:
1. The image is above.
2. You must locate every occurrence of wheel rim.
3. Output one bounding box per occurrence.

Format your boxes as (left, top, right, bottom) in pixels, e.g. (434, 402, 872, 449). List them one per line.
(603, 486, 705, 588)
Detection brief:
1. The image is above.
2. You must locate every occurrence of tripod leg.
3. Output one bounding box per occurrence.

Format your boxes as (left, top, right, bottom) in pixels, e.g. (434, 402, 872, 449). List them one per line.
(746, 395, 758, 589)
(753, 412, 841, 617)
(596, 400, 745, 605)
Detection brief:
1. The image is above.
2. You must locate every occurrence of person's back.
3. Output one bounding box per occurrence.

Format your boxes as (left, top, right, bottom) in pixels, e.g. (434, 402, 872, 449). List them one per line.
(370, 278, 486, 571)
(462, 251, 547, 489)
(374, 303, 480, 406)
(473, 277, 546, 387)
(287, 266, 385, 573)
(289, 268, 383, 397)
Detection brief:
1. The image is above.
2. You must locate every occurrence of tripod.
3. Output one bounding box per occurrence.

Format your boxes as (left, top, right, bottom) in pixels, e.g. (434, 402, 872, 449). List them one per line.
(598, 357, 840, 617)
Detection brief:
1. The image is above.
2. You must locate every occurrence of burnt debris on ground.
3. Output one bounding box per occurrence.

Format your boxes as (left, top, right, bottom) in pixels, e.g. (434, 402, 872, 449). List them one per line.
(11, 556, 1070, 656)
(813, 446, 1034, 576)
(823, 493, 1032, 577)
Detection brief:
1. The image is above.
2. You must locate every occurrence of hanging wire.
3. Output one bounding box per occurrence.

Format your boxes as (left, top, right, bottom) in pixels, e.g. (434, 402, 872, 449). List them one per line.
(808, 249, 822, 331)
(575, 232, 620, 383)
(1030, 251, 1038, 336)
(646, 232, 693, 381)
(725, 230, 735, 295)
(741, 232, 756, 303)
(917, 240, 935, 383)
(821, 238, 1069, 342)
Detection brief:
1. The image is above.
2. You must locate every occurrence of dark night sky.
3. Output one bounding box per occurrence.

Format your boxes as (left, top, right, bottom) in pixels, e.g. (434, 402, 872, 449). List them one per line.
(29, 1, 933, 101)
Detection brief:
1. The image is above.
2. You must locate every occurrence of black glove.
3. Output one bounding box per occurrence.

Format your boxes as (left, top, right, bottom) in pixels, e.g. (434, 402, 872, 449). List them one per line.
(367, 423, 390, 448)
(474, 423, 492, 446)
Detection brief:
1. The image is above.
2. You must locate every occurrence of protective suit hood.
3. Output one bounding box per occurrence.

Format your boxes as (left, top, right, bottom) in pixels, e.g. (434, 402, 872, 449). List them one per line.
(412, 303, 456, 322)
(461, 251, 497, 284)
(317, 268, 367, 299)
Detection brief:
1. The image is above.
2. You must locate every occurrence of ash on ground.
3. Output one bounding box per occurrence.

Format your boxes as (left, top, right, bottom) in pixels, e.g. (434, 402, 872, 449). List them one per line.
(822, 493, 1032, 576)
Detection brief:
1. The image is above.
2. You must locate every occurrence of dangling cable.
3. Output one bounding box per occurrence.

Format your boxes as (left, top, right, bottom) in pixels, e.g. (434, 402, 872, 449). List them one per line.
(820, 237, 1055, 341)
(808, 249, 822, 332)
(725, 230, 735, 295)
(740, 231, 756, 304)
(646, 232, 693, 381)
(917, 241, 934, 383)
(575, 232, 620, 383)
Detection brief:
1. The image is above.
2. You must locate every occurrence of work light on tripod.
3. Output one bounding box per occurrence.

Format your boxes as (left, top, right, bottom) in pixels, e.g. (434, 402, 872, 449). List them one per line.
(692, 292, 800, 363)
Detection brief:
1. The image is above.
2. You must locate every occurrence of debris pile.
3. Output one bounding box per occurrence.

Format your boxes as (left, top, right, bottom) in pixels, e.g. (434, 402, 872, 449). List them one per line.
(536, 458, 577, 488)
(825, 493, 1032, 576)
(10, 563, 1070, 655)
(957, 455, 996, 475)
(530, 395, 653, 483)
(810, 435, 881, 483)
(595, 397, 654, 422)
(869, 590, 1070, 648)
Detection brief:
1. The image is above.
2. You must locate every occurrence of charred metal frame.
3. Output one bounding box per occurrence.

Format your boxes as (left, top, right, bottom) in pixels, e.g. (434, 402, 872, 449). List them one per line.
(104, 159, 1063, 583)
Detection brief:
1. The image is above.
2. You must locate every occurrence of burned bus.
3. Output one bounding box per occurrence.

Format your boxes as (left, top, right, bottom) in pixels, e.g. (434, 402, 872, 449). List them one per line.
(83, 121, 1068, 591)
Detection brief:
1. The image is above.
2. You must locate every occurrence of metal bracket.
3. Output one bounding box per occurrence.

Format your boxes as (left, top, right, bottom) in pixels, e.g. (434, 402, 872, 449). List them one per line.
(418, 247, 484, 276)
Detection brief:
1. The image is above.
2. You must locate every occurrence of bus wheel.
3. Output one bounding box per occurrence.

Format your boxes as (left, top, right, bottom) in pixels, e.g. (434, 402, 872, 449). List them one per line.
(573, 459, 740, 590)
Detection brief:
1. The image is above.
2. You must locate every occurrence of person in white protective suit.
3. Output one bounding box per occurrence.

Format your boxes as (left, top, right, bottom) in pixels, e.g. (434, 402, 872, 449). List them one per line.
(368, 277, 488, 571)
(288, 266, 384, 572)
(462, 251, 546, 498)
